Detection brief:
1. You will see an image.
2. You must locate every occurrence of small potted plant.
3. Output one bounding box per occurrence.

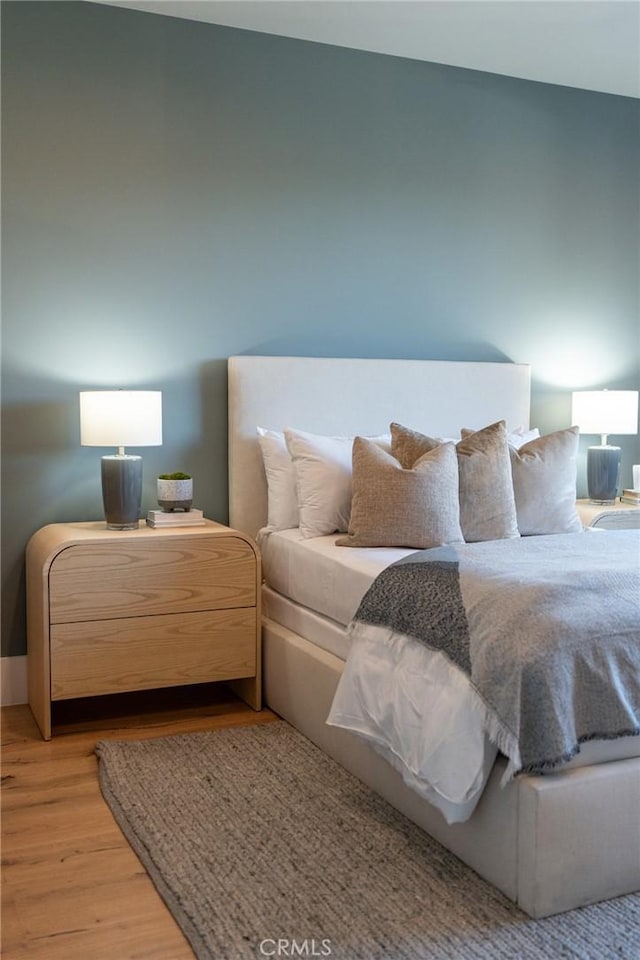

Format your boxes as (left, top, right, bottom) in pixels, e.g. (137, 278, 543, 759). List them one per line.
(157, 472, 193, 512)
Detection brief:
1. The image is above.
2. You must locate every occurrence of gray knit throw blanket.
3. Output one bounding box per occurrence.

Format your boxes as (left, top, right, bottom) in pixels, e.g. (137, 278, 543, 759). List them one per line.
(351, 531, 640, 776)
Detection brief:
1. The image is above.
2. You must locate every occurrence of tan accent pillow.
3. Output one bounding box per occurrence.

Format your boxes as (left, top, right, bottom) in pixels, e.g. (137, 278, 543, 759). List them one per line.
(509, 427, 582, 535)
(336, 438, 463, 549)
(391, 420, 519, 543)
(390, 421, 440, 469)
(455, 421, 520, 542)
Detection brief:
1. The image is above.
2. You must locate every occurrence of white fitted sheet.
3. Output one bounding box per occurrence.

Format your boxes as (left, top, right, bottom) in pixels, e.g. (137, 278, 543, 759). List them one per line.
(258, 527, 414, 627)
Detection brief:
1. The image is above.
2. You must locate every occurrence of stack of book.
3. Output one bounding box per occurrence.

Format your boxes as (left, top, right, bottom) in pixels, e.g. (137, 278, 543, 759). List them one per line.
(146, 508, 206, 528)
(620, 490, 640, 506)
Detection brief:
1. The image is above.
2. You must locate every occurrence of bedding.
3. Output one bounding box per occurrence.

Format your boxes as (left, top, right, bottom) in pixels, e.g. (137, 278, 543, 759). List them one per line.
(258, 527, 413, 627)
(505, 426, 541, 447)
(261, 526, 640, 823)
(256, 428, 298, 531)
(256, 427, 391, 536)
(263, 579, 640, 768)
(337, 437, 463, 548)
(256, 420, 550, 540)
(508, 427, 582, 535)
(328, 530, 640, 820)
(460, 424, 582, 535)
(283, 428, 390, 539)
(391, 420, 520, 542)
(263, 584, 353, 661)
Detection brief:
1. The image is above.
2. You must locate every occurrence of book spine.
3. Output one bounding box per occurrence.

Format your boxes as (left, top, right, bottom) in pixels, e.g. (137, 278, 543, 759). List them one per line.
(146, 519, 207, 527)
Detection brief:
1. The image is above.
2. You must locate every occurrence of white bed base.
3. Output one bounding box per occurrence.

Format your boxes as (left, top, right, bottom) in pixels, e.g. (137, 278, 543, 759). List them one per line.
(228, 355, 640, 919)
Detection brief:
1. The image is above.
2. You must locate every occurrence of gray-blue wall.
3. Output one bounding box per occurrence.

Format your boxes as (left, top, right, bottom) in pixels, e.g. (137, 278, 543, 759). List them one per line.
(2, 1, 639, 657)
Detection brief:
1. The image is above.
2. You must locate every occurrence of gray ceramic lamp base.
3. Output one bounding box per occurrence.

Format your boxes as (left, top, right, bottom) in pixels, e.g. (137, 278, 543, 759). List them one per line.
(101, 455, 143, 530)
(587, 445, 621, 504)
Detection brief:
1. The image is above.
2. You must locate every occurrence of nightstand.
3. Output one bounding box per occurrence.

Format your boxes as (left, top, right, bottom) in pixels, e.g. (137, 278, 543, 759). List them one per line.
(576, 499, 640, 530)
(26, 519, 261, 739)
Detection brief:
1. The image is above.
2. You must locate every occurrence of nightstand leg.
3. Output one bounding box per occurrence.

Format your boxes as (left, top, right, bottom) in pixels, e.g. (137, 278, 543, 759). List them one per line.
(229, 676, 262, 711)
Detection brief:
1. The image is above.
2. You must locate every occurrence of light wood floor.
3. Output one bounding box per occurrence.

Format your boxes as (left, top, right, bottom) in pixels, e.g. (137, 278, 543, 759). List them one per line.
(1, 685, 277, 959)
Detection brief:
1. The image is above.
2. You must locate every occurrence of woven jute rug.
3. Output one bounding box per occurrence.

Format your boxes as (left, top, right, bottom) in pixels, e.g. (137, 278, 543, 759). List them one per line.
(95, 720, 639, 960)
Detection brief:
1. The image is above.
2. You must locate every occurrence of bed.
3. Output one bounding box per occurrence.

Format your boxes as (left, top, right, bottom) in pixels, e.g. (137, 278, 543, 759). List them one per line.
(227, 354, 640, 920)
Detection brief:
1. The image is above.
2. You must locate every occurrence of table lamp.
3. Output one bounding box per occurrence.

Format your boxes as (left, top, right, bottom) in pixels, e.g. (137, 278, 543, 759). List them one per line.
(80, 390, 163, 529)
(571, 389, 639, 504)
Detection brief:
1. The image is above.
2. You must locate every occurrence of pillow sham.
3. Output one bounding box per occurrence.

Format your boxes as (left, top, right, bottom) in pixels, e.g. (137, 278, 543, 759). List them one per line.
(453, 421, 520, 542)
(257, 428, 298, 531)
(460, 425, 541, 449)
(390, 421, 440, 470)
(507, 426, 541, 449)
(391, 420, 520, 543)
(284, 428, 390, 539)
(337, 438, 463, 548)
(509, 427, 582, 535)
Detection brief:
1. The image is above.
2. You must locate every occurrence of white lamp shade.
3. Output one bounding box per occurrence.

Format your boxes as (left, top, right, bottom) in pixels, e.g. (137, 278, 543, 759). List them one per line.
(80, 391, 162, 447)
(571, 390, 639, 437)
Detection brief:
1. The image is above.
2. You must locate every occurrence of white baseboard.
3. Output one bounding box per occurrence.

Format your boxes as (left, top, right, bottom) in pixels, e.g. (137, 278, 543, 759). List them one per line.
(1, 655, 28, 706)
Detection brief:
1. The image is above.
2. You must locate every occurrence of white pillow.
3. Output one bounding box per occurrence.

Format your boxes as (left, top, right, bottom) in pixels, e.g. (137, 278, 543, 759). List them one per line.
(284, 428, 390, 539)
(257, 428, 298, 531)
(507, 426, 540, 449)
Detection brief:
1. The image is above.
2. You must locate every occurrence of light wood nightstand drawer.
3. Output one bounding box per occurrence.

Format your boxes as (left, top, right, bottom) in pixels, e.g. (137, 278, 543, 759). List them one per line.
(50, 607, 257, 699)
(49, 536, 255, 624)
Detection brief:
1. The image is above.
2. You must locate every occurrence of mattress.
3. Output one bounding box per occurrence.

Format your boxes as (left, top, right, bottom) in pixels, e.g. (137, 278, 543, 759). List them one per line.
(260, 528, 640, 782)
(258, 527, 414, 627)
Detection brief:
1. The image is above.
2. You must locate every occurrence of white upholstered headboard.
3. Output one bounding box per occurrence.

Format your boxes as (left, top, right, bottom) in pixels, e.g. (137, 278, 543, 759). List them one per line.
(228, 356, 531, 540)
